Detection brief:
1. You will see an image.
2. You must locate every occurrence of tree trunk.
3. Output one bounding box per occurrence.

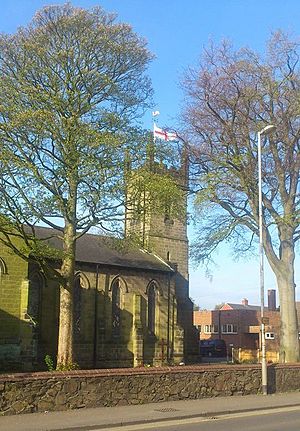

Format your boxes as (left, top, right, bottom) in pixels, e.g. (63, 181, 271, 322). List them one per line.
(56, 222, 76, 367)
(271, 231, 299, 362)
(276, 269, 299, 362)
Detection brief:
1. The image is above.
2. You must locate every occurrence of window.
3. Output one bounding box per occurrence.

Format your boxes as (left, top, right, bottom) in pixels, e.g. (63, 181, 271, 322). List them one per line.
(111, 278, 121, 337)
(164, 204, 174, 226)
(0, 257, 7, 278)
(197, 325, 202, 333)
(73, 272, 90, 339)
(204, 324, 219, 334)
(28, 271, 44, 324)
(222, 324, 237, 334)
(265, 332, 275, 340)
(148, 281, 156, 334)
(73, 275, 82, 337)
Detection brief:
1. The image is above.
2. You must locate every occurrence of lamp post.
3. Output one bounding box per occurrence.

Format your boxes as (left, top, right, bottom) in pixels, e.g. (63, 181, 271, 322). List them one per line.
(257, 124, 276, 395)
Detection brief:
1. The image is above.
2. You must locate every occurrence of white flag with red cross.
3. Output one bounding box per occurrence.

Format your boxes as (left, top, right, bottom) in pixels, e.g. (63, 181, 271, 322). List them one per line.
(153, 124, 178, 142)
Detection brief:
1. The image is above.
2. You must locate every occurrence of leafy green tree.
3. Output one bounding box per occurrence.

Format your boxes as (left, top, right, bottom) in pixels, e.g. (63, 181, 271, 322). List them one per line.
(182, 32, 300, 362)
(0, 3, 157, 367)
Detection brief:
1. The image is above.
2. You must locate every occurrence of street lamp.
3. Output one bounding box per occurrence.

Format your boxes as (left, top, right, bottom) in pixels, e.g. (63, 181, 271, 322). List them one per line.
(257, 124, 276, 395)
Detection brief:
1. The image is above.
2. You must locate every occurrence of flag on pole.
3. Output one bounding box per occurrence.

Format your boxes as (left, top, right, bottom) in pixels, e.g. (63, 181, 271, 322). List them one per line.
(152, 110, 160, 117)
(153, 124, 178, 142)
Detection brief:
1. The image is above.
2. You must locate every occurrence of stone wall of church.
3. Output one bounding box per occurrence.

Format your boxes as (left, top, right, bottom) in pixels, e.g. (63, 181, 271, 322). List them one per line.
(0, 240, 33, 370)
(0, 249, 185, 371)
(148, 235, 189, 280)
(66, 264, 184, 369)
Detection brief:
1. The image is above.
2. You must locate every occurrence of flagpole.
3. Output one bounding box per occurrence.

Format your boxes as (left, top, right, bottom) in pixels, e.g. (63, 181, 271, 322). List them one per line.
(152, 110, 160, 144)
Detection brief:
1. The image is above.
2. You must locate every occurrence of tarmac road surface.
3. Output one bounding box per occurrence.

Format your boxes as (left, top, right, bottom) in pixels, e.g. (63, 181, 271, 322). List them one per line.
(94, 406, 300, 431)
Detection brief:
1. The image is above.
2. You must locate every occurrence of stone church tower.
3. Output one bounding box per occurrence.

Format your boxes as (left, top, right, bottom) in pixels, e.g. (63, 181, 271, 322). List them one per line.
(125, 152, 188, 279)
(125, 151, 198, 362)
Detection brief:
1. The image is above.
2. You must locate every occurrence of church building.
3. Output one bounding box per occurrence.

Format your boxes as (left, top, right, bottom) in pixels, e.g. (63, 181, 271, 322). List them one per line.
(0, 159, 198, 371)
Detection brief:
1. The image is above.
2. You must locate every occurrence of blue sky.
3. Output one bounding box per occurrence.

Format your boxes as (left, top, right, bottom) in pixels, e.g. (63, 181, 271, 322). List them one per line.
(1, 0, 300, 309)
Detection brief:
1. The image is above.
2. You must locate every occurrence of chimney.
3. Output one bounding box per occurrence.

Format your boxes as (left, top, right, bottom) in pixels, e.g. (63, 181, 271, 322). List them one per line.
(268, 289, 276, 311)
(242, 298, 248, 306)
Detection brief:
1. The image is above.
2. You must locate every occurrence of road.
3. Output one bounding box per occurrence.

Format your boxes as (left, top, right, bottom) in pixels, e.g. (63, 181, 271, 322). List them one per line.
(95, 406, 300, 431)
(2, 393, 300, 431)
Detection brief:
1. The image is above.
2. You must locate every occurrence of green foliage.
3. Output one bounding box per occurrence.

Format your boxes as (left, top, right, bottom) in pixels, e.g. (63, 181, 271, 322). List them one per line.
(44, 354, 55, 372)
(56, 361, 80, 371)
(0, 3, 156, 367)
(0, 3, 154, 241)
(127, 167, 185, 224)
(240, 359, 258, 364)
(44, 354, 80, 371)
(0, 2, 185, 368)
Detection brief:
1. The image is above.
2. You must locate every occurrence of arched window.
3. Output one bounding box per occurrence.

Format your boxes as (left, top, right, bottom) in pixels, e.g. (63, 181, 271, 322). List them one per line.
(0, 257, 7, 278)
(73, 272, 90, 339)
(73, 275, 82, 337)
(111, 278, 121, 337)
(28, 271, 44, 323)
(148, 281, 157, 335)
(164, 203, 174, 226)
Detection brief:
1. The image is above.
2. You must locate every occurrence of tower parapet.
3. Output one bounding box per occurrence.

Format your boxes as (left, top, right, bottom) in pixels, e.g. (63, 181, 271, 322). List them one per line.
(125, 153, 189, 282)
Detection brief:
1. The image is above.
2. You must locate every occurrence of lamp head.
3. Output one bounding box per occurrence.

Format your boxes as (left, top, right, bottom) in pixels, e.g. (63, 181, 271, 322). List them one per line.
(259, 124, 276, 135)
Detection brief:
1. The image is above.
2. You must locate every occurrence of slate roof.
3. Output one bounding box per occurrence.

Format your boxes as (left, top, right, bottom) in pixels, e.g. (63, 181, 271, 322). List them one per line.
(223, 303, 261, 311)
(31, 226, 174, 273)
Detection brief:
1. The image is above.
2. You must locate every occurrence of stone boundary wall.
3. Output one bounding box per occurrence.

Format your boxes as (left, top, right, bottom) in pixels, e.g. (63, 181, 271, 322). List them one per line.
(1, 363, 300, 415)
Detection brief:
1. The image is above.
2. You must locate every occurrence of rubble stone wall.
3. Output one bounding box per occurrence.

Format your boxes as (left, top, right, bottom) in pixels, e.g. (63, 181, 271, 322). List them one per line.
(1, 363, 300, 415)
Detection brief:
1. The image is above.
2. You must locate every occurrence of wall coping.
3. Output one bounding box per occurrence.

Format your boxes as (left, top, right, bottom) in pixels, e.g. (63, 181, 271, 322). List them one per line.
(2, 363, 298, 383)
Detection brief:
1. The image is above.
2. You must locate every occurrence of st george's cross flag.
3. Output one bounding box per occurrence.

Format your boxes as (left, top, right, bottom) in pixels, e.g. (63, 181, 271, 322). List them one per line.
(153, 124, 178, 142)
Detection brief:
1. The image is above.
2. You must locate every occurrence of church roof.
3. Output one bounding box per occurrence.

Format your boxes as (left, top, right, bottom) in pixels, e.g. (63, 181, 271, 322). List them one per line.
(32, 226, 174, 273)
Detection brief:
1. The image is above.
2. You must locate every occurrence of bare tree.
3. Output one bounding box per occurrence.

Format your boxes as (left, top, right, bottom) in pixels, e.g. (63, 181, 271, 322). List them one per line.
(182, 32, 300, 362)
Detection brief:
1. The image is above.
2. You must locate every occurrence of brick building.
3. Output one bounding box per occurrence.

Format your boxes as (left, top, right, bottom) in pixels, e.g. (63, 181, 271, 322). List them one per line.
(194, 291, 281, 354)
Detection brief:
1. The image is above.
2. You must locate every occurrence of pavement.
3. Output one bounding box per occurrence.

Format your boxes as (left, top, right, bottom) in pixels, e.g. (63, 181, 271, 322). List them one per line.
(1, 392, 300, 430)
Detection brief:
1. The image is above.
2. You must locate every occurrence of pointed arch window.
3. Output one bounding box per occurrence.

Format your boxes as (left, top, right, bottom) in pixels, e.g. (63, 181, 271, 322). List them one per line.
(164, 203, 174, 226)
(74, 275, 82, 337)
(148, 281, 157, 335)
(28, 271, 44, 323)
(0, 257, 7, 279)
(111, 278, 121, 337)
(73, 272, 90, 339)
